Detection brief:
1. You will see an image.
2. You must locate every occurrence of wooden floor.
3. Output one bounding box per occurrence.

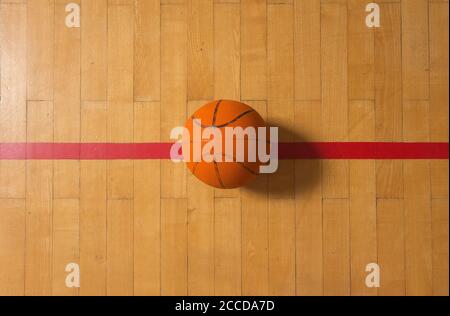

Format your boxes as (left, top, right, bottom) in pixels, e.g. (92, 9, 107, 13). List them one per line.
(0, 0, 448, 296)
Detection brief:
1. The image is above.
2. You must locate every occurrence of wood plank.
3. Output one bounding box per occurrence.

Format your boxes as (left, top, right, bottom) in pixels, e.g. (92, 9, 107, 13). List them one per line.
(403, 101, 429, 142)
(0, 1, 26, 199)
(27, 0, 54, 100)
(348, 0, 374, 100)
(294, 100, 323, 296)
(161, 0, 186, 4)
(25, 101, 54, 296)
(349, 101, 377, 296)
(376, 160, 404, 199)
(374, 2, 402, 140)
(241, 0, 267, 100)
(106, 3, 135, 293)
(404, 160, 432, 295)
(295, 160, 322, 295)
(80, 102, 107, 296)
(294, 0, 321, 100)
(187, 101, 214, 295)
(52, 199, 79, 296)
(135, 0, 161, 101)
(81, 0, 107, 101)
(268, 3, 294, 140)
(134, 102, 161, 296)
(53, 0, 80, 201)
(214, 2, 240, 100)
(161, 4, 187, 199)
(242, 175, 269, 295)
(429, 10, 449, 291)
(267, 4, 295, 297)
(107, 3, 134, 200)
(268, 3, 295, 200)
(268, 198, 295, 296)
(432, 198, 449, 296)
(187, 0, 214, 100)
(429, 2, 449, 142)
(321, 2, 348, 199)
(402, 0, 429, 100)
(161, 198, 188, 295)
(403, 98, 432, 296)
(106, 200, 134, 296)
(377, 199, 405, 296)
(0, 199, 25, 295)
(215, 197, 242, 295)
(431, 160, 449, 199)
(242, 100, 269, 296)
(375, 3, 403, 199)
(321, 2, 347, 141)
(323, 199, 350, 296)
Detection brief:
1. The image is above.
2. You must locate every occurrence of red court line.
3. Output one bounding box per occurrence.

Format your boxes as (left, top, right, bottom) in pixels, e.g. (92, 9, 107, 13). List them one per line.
(0, 142, 448, 160)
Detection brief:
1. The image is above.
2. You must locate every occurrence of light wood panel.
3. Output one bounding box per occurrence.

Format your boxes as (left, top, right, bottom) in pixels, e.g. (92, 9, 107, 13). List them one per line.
(267, 3, 295, 296)
(186, 100, 214, 296)
(241, 0, 267, 100)
(295, 101, 323, 296)
(402, 0, 429, 100)
(241, 100, 269, 295)
(106, 1, 134, 296)
(348, 0, 374, 100)
(323, 199, 350, 296)
(161, 3, 187, 199)
(215, 197, 242, 295)
(161, 198, 188, 296)
(0, 6, 27, 295)
(80, 102, 107, 296)
(349, 101, 377, 296)
(81, 0, 107, 101)
(0, 1, 27, 198)
(26, 101, 54, 296)
(134, 102, 161, 295)
(375, 3, 403, 199)
(27, 0, 54, 101)
(429, 4, 449, 296)
(187, 0, 213, 101)
(0, 199, 26, 295)
(377, 199, 406, 296)
(294, 0, 321, 101)
(321, 2, 348, 201)
(134, 0, 161, 102)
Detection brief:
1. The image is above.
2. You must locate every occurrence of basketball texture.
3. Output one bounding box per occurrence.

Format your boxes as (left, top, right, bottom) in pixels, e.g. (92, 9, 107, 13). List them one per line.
(184, 100, 267, 189)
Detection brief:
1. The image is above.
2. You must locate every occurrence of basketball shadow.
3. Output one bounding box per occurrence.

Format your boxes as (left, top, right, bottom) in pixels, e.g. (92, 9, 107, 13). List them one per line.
(241, 123, 321, 198)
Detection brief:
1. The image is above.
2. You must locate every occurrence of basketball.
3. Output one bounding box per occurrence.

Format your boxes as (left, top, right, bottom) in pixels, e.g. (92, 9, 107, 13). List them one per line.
(184, 100, 267, 189)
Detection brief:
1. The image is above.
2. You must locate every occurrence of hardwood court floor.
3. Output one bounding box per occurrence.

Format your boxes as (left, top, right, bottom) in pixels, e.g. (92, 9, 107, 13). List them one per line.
(0, 0, 448, 296)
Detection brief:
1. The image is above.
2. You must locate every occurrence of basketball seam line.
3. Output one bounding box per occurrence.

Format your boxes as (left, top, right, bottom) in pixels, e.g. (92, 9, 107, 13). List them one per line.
(214, 152, 259, 176)
(191, 153, 259, 176)
(212, 100, 222, 126)
(192, 109, 256, 128)
(213, 160, 225, 188)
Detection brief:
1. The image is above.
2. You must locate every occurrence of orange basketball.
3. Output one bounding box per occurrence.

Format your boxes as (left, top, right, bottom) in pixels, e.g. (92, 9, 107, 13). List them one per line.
(184, 100, 267, 189)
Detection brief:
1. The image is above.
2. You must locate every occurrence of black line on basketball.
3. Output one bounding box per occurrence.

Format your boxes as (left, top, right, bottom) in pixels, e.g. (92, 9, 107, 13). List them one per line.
(214, 152, 260, 176)
(192, 109, 255, 128)
(212, 100, 222, 126)
(238, 163, 259, 176)
(213, 160, 225, 188)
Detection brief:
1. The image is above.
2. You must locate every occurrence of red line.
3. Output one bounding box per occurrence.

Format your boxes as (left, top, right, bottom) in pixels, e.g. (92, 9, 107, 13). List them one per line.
(279, 142, 449, 159)
(0, 142, 448, 160)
